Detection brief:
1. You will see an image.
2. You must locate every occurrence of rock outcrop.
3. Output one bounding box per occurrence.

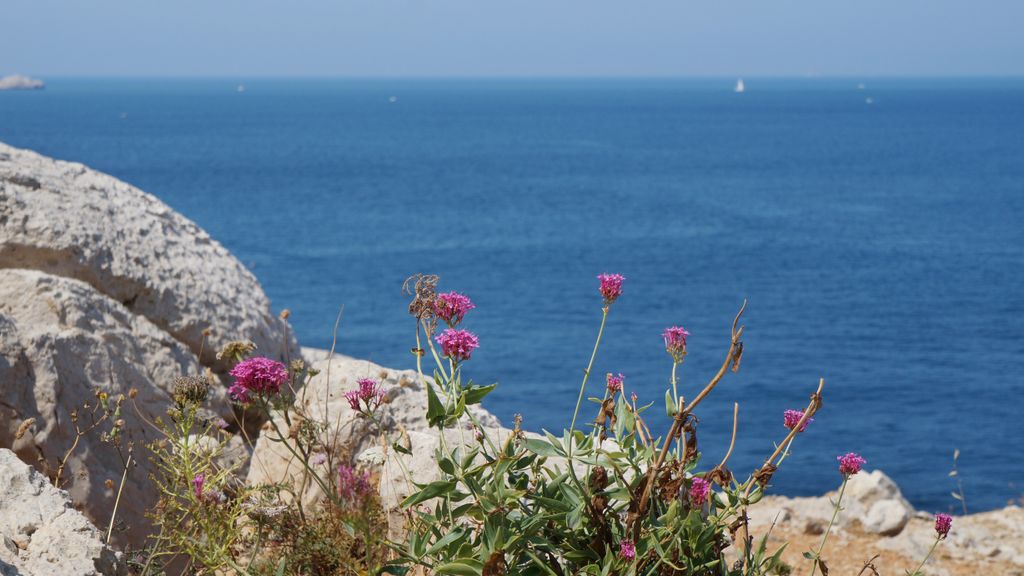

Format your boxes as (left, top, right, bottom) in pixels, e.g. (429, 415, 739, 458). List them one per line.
(0, 141, 299, 544)
(0, 449, 123, 576)
(0, 76, 44, 91)
(246, 354, 504, 517)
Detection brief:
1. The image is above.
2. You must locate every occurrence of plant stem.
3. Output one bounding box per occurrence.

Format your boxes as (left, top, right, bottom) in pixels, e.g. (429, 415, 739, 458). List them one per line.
(808, 476, 848, 576)
(106, 453, 132, 543)
(568, 306, 609, 457)
(909, 537, 941, 576)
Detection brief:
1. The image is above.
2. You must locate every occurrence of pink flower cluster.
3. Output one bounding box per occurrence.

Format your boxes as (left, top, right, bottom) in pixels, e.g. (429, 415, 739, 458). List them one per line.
(597, 273, 625, 306)
(345, 377, 387, 415)
(837, 452, 867, 476)
(192, 473, 205, 500)
(783, 409, 813, 432)
(663, 326, 690, 362)
(338, 465, 373, 503)
(689, 477, 711, 507)
(618, 538, 636, 561)
(436, 328, 479, 362)
(228, 357, 289, 404)
(434, 292, 475, 327)
(606, 373, 625, 393)
(934, 513, 952, 539)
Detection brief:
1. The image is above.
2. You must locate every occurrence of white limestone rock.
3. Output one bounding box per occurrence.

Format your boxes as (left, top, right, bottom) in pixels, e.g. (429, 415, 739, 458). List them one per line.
(0, 448, 123, 576)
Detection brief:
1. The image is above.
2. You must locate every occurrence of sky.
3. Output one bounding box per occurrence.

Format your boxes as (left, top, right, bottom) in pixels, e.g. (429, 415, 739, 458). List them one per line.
(2, 0, 1022, 77)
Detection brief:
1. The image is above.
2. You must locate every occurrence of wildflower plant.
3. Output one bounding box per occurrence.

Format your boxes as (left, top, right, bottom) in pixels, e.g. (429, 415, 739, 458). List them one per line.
(388, 276, 836, 575)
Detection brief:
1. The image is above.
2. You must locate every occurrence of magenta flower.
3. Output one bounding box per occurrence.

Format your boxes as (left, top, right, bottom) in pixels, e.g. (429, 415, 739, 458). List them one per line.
(338, 465, 373, 502)
(192, 473, 205, 500)
(597, 273, 625, 306)
(434, 292, 475, 327)
(934, 513, 952, 539)
(345, 378, 387, 415)
(228, 357, 289, 403)
(619, 539, 636, 561)
(606, 373, 625, 394)
(689, 477, 711, 506)
(435, 328, 480, 362)
(783, 409, 813, 432)
(663, 326, 690, 362)
(837, 452, 867, 476)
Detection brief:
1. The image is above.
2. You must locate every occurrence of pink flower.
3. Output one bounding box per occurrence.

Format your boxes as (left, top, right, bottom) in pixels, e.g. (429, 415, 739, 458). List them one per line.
(606, 373, 624, 393)
(663, 326, 690, 362)
(310, 453, 328, 466)
(689, 477, 711, 506)
(228, 357, 289, 403)
(783, 409, 813, 432)
(434, 292, 475, 327)
(435, 328, 479, 362)
(619, 539, 636, 561)
(338, 465, 372, 502)
(597, 274, 625, 306)
(837, 452, 867, 476)
(192, 473, 205, 500)
(934, 513, 952, 539)
(345, 378, 387, 414)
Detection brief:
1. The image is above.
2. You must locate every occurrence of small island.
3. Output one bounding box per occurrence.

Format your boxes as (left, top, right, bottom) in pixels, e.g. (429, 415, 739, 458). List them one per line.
(0, 74, 45, 90)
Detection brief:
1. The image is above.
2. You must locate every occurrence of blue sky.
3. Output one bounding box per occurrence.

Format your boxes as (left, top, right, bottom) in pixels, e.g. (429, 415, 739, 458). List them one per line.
(3, 0, 1022, 77)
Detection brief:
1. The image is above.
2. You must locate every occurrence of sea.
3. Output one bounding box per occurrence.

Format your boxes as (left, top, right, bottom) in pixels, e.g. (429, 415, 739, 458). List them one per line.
(2, 77, 1022, 513)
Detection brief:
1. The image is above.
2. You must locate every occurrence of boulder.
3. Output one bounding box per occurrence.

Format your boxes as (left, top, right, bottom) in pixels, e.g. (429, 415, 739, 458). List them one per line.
(0, 141, 298, 371)
(844, 470, 914, 535)
(0, 448, 123, 576)
(0, 141, 298, 544)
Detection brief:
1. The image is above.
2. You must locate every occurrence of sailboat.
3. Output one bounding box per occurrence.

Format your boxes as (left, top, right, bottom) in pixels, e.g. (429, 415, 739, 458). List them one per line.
(734, 78, 745, 93)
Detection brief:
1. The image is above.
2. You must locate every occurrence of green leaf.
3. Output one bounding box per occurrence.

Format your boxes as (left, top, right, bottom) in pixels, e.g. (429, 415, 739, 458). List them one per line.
(434, 560, 484, 575)
(274, 557, 286, 576)
(665, 389, 677, 416)
(427, 528, 466, 555)
(426, 381, 446, 428)
(524, 437, 563, 458)
(401, 480, 456, 508)
(380, 566, 410, 576)
(463, 383, 497, 405)
(392, 441, 412, 455)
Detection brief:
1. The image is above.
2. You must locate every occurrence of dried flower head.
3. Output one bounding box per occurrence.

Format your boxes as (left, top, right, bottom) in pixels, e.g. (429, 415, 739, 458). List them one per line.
(663, 326, 690, 362)
(172, 375, 210, 406)
(404, 274, 440, 335)
(783, 409, 813, 432)
(14, 418, 35, 440)
(838, 452, 867, 476)
(934, 513, 952, 539)
(689, 477, 712, 506)
(228, 357, 289, 404)
(597, 273, 625, 306)
(435, 328, 480, 362)
(619, 539, 636, 561)
(279, 309, 291, 320)
(606, 373, 625, 394)
(216, 340, 257, 362)
(434, 291, 475, 327)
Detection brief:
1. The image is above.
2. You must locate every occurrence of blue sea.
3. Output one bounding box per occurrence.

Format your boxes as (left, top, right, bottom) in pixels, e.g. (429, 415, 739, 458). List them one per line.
(2, 78, 1022, 513)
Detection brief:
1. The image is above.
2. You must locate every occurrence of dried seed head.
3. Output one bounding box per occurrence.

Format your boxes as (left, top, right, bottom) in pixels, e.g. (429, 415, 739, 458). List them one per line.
(216, 340, 257, 361)
(104, 478, 115, 490)
(171, 375, 210, 406)
(15, 418, 36, 440)
(279, 309, 291, 320)
(128, 388, 139, 399)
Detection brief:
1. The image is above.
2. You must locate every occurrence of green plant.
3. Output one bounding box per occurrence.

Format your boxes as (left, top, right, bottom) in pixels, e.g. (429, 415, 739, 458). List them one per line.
(388, 276, 822, 575)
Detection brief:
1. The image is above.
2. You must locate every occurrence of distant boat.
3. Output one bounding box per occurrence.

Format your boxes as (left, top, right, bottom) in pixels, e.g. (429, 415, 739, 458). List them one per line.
(0, 74, 45, 91)
(857, 83, 866, 90)
(865, 97, 874, 105)
(734, 78, 745, 93)
(388, 96, 398, 103)
(236, 85, 246, 93)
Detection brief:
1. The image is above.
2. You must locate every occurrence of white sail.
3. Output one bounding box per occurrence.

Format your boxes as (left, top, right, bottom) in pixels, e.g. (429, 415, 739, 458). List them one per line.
(735, 78, 745, 93)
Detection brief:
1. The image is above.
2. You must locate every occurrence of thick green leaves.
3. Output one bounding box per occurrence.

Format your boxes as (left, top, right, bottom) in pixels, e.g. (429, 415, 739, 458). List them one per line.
(401, 480, 456, 508)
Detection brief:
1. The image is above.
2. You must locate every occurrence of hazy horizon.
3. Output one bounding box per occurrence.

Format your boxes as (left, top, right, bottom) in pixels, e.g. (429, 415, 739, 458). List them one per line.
(3, 1, 1022, 78)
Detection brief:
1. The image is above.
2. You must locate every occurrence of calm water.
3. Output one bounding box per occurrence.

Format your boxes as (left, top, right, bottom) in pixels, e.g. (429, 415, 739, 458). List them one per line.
(2, 78, 1022, 512)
